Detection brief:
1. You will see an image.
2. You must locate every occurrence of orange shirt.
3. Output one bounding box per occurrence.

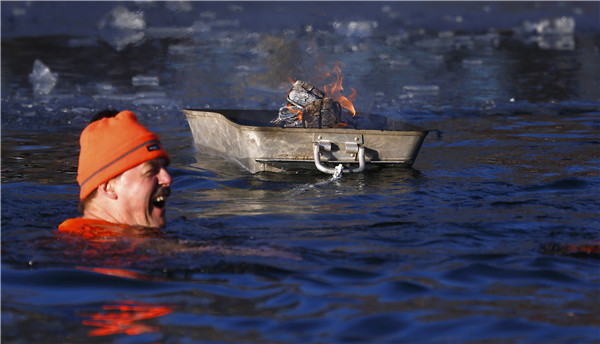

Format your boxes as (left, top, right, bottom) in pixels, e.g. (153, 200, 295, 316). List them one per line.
(57, 218, 163, 267)
(58, 218, 162, 240)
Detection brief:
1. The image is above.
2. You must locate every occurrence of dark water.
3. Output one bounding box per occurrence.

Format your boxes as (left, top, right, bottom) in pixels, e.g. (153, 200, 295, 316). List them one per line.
(2, 2, 600, 343)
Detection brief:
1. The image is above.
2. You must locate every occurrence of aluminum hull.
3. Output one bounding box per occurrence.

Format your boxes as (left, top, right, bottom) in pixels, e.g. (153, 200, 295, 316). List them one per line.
(184, 109, 428, 173)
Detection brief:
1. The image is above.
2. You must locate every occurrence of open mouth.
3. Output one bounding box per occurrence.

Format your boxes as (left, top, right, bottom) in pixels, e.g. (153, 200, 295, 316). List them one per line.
(151, 187, 171, 209)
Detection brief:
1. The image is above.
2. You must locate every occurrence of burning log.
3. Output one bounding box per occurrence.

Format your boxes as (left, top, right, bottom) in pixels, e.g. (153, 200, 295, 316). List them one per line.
(271, 104, 304, 127)
(272, 61, 358, 128)
(303, 97, 341, 128)
(272, 80, 342, 128)
(287, 80, 324, 108)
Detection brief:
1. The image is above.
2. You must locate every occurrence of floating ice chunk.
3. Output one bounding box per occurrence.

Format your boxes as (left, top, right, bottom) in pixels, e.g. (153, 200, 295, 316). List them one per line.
(166, 1, 193, 13)
(478, 99, 496, 111)
(11, 7, 26, 16)
(190, 20, 211, 35)
(403, 85, 439, 93)
(235, 65, 252, 72)
(168, 44, 196, 55)
(516, 17, 576, 50)
(438, 31, 454, 38)
(132, 98, 176, 107)
(132, 75, 159, 87)
(99, 5, 145, 30)
(135, 91, 167, 98)
(70, 107, 92, 116)
(443, 15, 463, 24)
(29, 59, 57, 95)
(472, 32, 500, 47)
(389, 57, 412, 67)
(97, 5, 146, 50)
(113, 31, 145, 51)
(453, 36, 475, 49)
(384, 31, 410, 46)
(96, 82, 115, 93)
(218, 36, 234, 46)
(199, 11, 217, 20)
(227, 4, 243, 13)
(535, 35, 575, 51)
(462, 59, 483, 67)
(519, 17, 575, 36)
(380, 53, 412, 66)
(132, 91, 177, 107)
(92, 93, 136, 101)
(558, 16, 578, 33)
(333, 20, 378, 38)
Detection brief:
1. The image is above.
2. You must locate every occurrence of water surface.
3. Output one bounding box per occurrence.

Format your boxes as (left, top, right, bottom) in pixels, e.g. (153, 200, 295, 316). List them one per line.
(2, 2, 599, 343)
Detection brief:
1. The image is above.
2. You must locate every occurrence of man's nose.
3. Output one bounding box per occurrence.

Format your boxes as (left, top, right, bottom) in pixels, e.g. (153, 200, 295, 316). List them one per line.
(158, 167, 172, 186)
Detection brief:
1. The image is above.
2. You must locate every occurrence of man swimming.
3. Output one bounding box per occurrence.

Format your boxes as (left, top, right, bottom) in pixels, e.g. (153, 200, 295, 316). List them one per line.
(59, 109, 171, 235)
(58, 109, 298, 260)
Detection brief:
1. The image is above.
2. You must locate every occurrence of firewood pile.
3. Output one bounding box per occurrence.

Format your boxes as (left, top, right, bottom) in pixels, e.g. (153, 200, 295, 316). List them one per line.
(271, 80, 350, 129)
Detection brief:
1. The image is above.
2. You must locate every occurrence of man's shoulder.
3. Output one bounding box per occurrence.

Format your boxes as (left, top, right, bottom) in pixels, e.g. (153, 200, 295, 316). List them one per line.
(58, 217, 161, 240)
(58, 217, 128, 239)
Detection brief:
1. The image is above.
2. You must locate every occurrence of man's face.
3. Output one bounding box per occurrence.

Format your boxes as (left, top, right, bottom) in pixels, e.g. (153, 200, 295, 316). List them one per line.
(112, 158, 171, 228)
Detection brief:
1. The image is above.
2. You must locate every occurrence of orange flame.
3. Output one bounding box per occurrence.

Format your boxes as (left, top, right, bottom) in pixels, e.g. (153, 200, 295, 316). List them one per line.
(287, 102, 303, 121)
(286, 61, 357, 123)
(323, 61, 357, 116)
(286, 78, 303, 121)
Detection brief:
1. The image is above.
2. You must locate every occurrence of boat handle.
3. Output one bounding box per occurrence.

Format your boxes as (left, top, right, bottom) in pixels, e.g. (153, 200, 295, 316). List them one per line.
(312, 142, 366, 174)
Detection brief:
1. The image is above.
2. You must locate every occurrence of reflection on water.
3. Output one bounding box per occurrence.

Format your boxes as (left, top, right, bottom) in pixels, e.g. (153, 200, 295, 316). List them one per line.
(2, 1, 600, 343)
(78, 300, 173, 337)
(77, 267, 160, 281)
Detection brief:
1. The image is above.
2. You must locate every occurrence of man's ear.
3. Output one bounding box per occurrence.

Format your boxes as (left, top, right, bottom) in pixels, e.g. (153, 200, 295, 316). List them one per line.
(97, 180, 118, 200)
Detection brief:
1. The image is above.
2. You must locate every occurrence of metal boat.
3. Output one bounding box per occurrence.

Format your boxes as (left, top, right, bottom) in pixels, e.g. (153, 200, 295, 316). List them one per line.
(184, 109, 428, 174)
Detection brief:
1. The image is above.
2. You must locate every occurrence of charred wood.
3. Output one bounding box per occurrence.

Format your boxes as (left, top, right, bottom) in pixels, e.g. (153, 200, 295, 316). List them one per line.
(303, 97, 341, 128)
(272, 80, 344, 128)
(287, 80, 324, 108)
(271, 105, 303, 127)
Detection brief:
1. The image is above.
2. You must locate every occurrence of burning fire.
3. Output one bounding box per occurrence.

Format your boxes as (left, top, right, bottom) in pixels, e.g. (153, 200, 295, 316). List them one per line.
(287, 102, 304, 121)
(323, 61, 357, 116)
(287, 61, 357, 122)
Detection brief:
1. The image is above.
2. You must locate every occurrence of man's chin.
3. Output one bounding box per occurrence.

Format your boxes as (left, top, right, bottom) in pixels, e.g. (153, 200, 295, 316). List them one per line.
(141, 215, 165, 229)
(147, 204, 167, 228)
(149, 211, 167, 229)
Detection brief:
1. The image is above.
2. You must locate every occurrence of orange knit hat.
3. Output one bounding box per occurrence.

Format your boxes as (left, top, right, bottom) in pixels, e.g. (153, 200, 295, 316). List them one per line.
(77, 110, 170, 200)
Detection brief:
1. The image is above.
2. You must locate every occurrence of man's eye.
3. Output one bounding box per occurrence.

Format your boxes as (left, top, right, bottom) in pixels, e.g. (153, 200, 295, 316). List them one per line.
(146, 168, 159, 175)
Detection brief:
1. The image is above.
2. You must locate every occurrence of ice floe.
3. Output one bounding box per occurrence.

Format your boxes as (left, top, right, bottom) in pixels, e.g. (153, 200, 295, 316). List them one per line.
(29, 59, 58, 95)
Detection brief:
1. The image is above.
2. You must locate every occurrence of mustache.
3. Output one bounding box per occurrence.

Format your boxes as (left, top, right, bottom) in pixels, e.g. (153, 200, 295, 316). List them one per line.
(151, 186, 171, 200)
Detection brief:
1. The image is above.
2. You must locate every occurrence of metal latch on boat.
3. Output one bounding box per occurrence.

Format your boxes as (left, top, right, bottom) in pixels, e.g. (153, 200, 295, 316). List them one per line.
(312, 133, 366, 174)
